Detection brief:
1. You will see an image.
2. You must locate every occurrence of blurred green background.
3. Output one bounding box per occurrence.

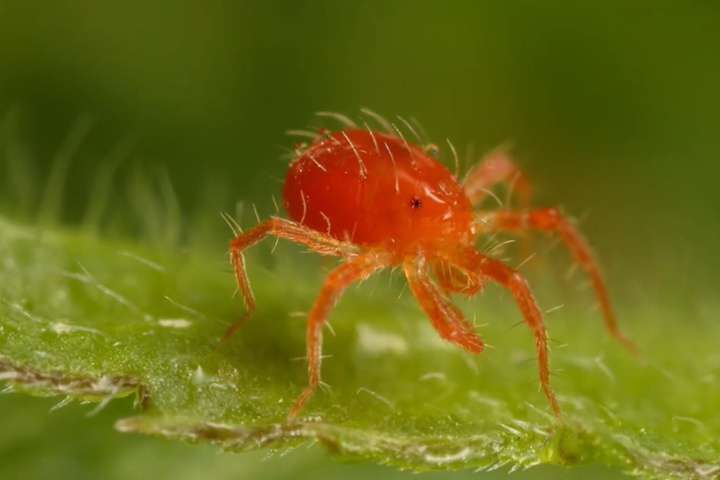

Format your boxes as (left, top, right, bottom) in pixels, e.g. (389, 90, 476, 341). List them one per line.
(1, 1, 718, 478)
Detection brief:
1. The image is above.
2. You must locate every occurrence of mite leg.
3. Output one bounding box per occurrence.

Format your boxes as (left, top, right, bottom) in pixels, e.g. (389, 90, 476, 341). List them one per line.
(222, 217, 361, 342)
(475, 207, 636, 353)
(462, 146, 531, 209)
(431, 260, 485, 295)
(404, 257, 484, 354)
(443, 246, 560, 417)
(288, 251, 390, 420)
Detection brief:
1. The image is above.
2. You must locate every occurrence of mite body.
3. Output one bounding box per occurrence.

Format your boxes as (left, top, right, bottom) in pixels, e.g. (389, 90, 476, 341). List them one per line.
(223, 115, 635, 421)
(284, 129, 474, 249)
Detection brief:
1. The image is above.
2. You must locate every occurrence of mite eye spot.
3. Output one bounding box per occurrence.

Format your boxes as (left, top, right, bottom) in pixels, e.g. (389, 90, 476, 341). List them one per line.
(410, 196, 422, 209)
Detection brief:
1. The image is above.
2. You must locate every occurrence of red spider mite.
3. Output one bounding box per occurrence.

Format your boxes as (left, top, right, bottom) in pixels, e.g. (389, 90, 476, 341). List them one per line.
(222, 111, 636, 421)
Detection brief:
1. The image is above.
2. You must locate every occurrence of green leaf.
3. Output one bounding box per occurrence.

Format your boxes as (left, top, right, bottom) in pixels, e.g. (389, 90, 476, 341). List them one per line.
(1, 215, 719, 479)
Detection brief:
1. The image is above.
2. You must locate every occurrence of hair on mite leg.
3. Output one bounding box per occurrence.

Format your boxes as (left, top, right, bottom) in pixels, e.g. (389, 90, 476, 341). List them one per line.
(316, 111, 358, 128)
(543, 303, 565, 316)
(323, 320, 336, 337)
(341, 131, 368, 178)
(320, 211, 332, 235)
(220, 211, 242, 236)
(252, 203, 261, 224)
(270, 235, 281, 254)
(316, 381, 334, 395)
(477, 231, 502, 255)
(270, 195, 281, 215)
(486, 238, 517, 257)
(360, 107, 393, 133)
(396, 276, 410, 300)
(220, 212, 239, 237)
(548, 338, 569, 352)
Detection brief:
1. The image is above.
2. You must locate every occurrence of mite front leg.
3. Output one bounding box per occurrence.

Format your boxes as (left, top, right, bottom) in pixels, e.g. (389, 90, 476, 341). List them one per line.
(287, 250, 390, 421)
(222, 217, 361, 342)
(443, 246, 560, 417)
(462, 146, 531, 209)
(475, 207, 636, 353)
(404, 257, 484, 354)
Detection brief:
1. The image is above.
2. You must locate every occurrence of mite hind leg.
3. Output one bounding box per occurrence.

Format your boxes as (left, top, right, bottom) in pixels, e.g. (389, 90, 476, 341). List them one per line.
(474, 207, 636, 353)
(462, 145, 531, 209)
(463, 147, 534, 258)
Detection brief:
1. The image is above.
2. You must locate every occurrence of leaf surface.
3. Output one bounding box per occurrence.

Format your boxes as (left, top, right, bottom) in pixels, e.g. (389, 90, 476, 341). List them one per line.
(1, 217, 718, 479)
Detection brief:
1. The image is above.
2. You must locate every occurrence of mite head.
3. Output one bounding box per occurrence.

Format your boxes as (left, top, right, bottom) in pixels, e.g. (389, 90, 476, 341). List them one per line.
(375, 162, 474, 247)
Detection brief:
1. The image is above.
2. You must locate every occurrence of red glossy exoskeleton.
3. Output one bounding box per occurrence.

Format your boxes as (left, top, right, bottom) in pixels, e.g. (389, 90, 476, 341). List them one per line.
(222, 112, 635, 421)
